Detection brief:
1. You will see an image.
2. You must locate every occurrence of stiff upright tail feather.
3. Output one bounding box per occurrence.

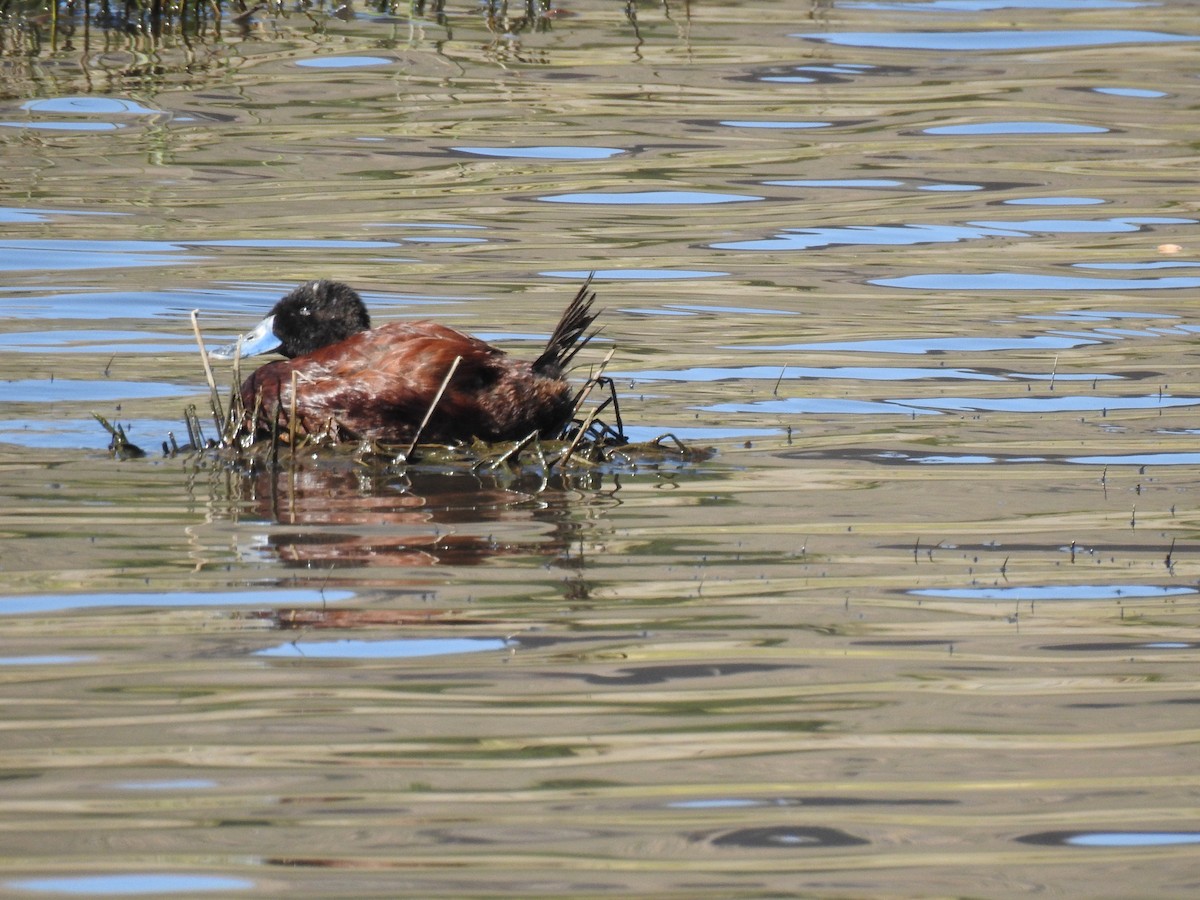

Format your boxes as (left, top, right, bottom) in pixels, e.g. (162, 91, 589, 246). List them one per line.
(532, 272, 599, 375)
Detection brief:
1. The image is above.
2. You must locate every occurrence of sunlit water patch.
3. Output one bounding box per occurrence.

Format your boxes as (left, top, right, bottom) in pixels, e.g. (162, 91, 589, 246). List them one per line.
(255, 637, 511, 659)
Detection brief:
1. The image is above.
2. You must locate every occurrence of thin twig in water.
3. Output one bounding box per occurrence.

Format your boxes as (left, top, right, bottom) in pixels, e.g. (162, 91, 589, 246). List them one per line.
(405, 355, 462, 459)
(1049, 354, 1058, 391)
(773, 365, 786, 397)
(190, 309, 224, 431)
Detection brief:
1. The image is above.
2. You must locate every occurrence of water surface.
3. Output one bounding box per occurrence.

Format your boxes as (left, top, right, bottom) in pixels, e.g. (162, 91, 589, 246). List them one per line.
(1, 0, 1198, 896)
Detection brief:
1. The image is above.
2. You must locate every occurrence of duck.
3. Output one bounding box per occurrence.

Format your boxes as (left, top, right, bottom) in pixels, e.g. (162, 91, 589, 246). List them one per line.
(210, 276, 599, 446)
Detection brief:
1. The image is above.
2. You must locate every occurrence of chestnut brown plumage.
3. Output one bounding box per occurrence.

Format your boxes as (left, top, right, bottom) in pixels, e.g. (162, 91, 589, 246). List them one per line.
(215, 277, 598, 445)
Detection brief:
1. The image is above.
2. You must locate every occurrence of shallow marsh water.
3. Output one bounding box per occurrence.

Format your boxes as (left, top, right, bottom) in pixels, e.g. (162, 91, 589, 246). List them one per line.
(2, 0, 1200, 896)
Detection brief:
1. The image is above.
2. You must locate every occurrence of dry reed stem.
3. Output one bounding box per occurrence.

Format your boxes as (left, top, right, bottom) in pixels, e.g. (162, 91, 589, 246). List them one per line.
(288, 370, 299, 449)
(405, 354, 463, 458)
(552, 346, 618, 470)
(485, 430, 539, 470)
(190, 309, 224, 431)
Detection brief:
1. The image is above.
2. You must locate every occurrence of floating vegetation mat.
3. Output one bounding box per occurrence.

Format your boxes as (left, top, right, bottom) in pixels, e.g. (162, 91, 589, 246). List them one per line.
(93, 309, 713, 477)
(97, 406, 714, 474)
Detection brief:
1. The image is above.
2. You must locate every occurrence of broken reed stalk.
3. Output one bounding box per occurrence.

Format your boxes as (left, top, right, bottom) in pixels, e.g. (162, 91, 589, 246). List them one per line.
(567, 346, 616, 421)
(288, 370, 299, 450)
(485, 430, 539, 470)
(190, 309, 224, 433)
(230, 339, 244, 435)
(404, 354, 462, 459)
(553, 346, 617, 470)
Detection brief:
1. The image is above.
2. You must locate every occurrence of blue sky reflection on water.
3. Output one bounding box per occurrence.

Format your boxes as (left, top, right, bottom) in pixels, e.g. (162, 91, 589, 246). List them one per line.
(539, 191, 763, 204)
(792, 30, 1200, 51)
(911, 585, 1196, 601)
(875, 273, 1200, 290)
(0, 590, 356, 616)
(8, 874, 255, 895)
(713, 216, 1195, 252)
(254, 637, 511, 659)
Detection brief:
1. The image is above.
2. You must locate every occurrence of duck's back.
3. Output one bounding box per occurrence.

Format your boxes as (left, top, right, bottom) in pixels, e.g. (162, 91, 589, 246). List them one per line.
(240, 321, 575, 444)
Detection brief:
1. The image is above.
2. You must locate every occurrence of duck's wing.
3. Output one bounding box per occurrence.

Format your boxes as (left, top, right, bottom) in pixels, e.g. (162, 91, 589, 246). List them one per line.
(241, 322, 507, 442)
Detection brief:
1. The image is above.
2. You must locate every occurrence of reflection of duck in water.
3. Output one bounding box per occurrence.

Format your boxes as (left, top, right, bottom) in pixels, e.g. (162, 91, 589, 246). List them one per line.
(239, 463, 590, 569)
(212, 276, 599, 445)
